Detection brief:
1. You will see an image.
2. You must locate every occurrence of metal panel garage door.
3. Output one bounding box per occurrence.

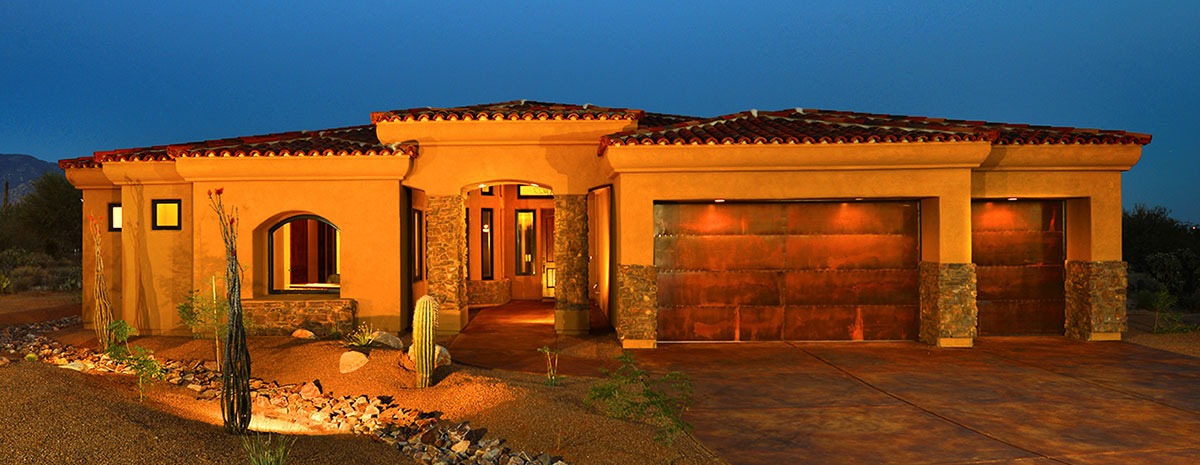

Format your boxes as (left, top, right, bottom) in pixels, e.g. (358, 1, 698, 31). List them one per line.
(655, 201, 919, 341)
(972, 200, 1065, 336)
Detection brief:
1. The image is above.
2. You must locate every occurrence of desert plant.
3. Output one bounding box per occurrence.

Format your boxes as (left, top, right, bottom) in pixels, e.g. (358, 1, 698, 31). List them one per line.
(178, 275, 229, 369)
(241, 432, 297, 465)
(88, 216, 114, 350)
(0, 273, 10, 294)
(538, 345, 560, 386)
(105, 319, 165, 401)
(342, 321, 377, 348)
(8, 265, 49, 292)
(588, 353, 693, 444)
(210, 188, 251, 434)
(412, 295, 439, 388)
(24, 353, 36, 362)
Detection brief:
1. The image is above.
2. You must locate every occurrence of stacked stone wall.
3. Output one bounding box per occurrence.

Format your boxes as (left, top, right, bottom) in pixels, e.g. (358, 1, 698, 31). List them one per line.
(1065, 261, 1127, 340)
(918, 262, 978, 345)
(467, 279, 511, 307)
(616, 264, 657, 342)
(243, 299, 356, 336)
(554, 195, 589, 313)
(426, 195, 468, 313)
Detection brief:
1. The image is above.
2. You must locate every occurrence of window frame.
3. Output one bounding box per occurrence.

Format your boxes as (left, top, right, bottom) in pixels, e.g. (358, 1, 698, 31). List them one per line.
(413, 209, 425, 281)
(480, 208, 494, 280)
(266, 214, 341, 295)
(515, 209, 536, 276)
(107, 203, 122, 231)
(150, 199, 182, 231)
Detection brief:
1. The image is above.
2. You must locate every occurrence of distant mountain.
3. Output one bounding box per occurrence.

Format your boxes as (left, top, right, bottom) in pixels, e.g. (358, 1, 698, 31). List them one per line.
(0, 154, 60, 204)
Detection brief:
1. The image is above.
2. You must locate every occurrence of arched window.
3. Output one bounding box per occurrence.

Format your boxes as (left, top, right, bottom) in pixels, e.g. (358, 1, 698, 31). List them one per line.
(268, 215, 340, 294)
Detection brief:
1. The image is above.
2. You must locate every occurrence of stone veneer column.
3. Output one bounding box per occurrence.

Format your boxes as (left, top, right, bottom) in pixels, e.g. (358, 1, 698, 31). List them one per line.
(616, 264, 657, 348)
(554, 195, 590, 335)
(919, 262, 978, 347)
(426, 195, 469, 334)
(1065, 261, 1127, 341)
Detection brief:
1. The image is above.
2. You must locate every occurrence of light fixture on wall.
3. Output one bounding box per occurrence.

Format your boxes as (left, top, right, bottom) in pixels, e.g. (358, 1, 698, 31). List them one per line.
(1007, 197, 1019, 201)
(714, 198, 726, 203)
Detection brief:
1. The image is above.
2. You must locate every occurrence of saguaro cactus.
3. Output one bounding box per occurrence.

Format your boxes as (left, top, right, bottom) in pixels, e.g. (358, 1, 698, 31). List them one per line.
(412, 295, 439, 388)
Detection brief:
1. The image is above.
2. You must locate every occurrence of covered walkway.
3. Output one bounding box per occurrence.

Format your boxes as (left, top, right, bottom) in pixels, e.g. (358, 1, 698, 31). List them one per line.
(447, 301, 620, 377)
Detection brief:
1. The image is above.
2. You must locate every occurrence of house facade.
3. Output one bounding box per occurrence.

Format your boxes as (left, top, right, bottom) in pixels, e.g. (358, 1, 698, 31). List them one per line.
(59, 101, 1149, 348)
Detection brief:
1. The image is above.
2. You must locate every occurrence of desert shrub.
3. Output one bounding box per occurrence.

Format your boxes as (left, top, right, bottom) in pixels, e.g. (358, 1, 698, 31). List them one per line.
(8, 265, 49, 292)
(47, 265, 82, 291)
(538, 345, 560, 386)
(342, 322, 377, 348)
(0, 248, 53, 273)
(588, 354, 693, 444)
(241, 432, 297, 465)
(178, 278, 230, 370)
(105, 320, 165, 401)
(0, 273, 10, 294)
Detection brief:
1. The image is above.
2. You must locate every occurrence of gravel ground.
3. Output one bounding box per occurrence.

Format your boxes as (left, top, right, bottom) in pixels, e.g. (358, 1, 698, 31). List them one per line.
(0, 360, 412, 465)
(8, 324, 722, 465)
(1124, 309, 1200, 358)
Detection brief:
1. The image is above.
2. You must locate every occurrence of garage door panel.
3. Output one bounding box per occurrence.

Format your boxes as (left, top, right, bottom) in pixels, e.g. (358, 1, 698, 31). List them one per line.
(657, 306, 739, 341)
(739, 306, 785, 341)
(973, 231, 1065, 266)
(655, 203, 786, 236)
(658, 271, 781, 307)
(784, 202, 918, 235)
(977, 301, 1065, 336)
(783, 234, 918, 269)
(783, 270, 919, 306)
(972, 200, 1066, 336)
(976, 266, 1065, 300)
(782, 305, 917, 340)
(655, 235, 786, 270)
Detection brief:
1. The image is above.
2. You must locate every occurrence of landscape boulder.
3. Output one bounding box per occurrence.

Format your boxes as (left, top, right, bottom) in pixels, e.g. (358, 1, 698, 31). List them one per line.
(372, 330, 404, 350)
(339, 350, 369, 374)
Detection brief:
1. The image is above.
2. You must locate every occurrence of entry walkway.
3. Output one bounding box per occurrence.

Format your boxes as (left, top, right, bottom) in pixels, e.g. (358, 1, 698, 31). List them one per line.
(447, 301, 619, 377)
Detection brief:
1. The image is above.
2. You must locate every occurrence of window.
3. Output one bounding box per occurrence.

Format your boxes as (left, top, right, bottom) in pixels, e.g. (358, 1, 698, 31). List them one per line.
(151, 199, 181, 230)
(480, 208, 494, 280)
(107, 203, 122, 231)
(518, 185, 553, 198)
(480, 186, 494, 196)
(413, 210, 425, 281)
(515, 210, 536, 275)
(267, 216, 340, 294)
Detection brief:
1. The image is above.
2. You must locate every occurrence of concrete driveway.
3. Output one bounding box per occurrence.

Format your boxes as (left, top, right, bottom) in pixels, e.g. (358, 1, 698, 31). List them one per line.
(636, 338, 1200, 465)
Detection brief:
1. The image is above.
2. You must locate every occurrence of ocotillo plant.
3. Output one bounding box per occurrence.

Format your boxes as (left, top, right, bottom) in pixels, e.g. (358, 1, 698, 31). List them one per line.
(209, 188, 251, 434)
(412, 295, 439, 388)
(87, 215, 114, 351)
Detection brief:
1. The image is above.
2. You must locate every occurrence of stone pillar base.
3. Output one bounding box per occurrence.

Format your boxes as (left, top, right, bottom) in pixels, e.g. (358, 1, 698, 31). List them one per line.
(935, 337, 974, 348)
(1065, 261, 1127, 341)
(437, 308, 468, 336)
(555, 309, 589, 336)
(919, 262, 978, 347)
(621, 339, 657, 349)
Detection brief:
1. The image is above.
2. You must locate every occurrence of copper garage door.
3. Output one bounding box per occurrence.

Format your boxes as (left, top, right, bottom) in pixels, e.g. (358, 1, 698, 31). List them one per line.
(655, 201, 919, 341)
(972, 200, 1065, 335)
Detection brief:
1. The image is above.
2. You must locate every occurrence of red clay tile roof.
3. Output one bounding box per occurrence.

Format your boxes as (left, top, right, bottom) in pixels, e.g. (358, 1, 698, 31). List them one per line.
(57, 156, 101, 170)
(78, 125, 413, 167)
(608, 108, 1152, 148)
(370, 100, 646, 123)
(638, 112, 701, 129)
(604, 109, 995, 147)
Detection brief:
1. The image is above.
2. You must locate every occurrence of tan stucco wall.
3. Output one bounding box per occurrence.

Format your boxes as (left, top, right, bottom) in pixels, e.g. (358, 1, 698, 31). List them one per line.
(378, 119, 632, 195)
(971, 170, 1125, 261)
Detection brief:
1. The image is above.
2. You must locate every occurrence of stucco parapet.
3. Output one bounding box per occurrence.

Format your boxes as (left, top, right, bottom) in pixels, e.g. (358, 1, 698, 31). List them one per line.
(919, 262, 978, 345)
(1065, 261, 1127, 340)
(616, 264, 657, 342)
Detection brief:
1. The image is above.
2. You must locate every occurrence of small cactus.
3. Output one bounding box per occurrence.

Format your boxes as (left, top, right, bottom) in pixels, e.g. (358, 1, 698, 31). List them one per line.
(412, 295, 439, 388)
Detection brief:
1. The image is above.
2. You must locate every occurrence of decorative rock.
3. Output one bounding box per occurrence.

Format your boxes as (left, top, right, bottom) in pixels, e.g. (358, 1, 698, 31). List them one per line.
(299, 380, 323, 400)
(0, 357, 9, 367)
(405, 344, 451, 369)
(451, 439, 471, 454)
(60, 361, 87, 371)
(339, 350, 369, 374)
(372, 331, 404, 350)
(291, 328, 316, 339)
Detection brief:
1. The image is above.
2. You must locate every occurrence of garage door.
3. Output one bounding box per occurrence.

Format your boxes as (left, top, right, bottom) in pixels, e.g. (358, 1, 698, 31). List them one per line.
(655, 201, 919, 341)
(972, 200, 1065, 336)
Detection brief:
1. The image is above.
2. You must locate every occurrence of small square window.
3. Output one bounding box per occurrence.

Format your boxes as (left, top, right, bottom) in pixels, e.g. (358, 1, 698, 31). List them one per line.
(151, 199, 182, 230)
(107, 203, 122, 231)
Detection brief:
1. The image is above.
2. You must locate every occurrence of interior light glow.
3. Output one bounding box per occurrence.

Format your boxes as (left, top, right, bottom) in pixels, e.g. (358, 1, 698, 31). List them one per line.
(714, 199, 726, 203)
(477, 183, 487, 189)
(1007, 197, 1018, 201)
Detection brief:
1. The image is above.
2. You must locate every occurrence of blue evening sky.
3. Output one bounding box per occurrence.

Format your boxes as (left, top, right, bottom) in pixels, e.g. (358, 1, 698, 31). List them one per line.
(2, 1, 1197, 222)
